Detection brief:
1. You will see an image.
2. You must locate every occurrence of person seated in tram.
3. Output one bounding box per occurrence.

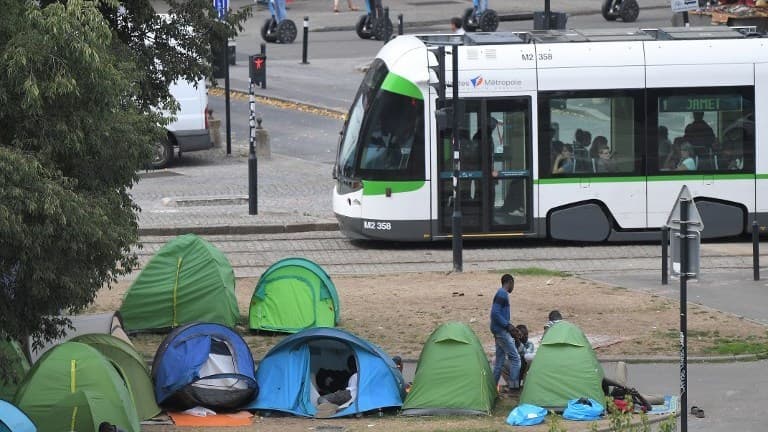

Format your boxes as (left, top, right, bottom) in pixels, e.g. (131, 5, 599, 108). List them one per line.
(676, 141, 697, 171)
(661, 137, 683, 170)
(552, 143, 575, 174)
(591, 136, 616, 173)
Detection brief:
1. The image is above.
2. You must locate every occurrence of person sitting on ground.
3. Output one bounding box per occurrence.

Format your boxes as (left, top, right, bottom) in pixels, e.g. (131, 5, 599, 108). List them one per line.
(392, 355, 412, 392)
(515, 324, 534, 383)
(544, 310, 562, 334)
(317, 355, 358, 408)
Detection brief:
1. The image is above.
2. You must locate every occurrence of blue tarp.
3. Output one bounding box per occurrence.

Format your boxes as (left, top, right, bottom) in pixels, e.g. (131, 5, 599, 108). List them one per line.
(246, 328, 405, 417)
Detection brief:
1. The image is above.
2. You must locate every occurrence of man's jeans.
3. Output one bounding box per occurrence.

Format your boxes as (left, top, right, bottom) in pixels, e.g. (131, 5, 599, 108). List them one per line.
(476, 0, 488, 13)
(493, 332, 521, 389)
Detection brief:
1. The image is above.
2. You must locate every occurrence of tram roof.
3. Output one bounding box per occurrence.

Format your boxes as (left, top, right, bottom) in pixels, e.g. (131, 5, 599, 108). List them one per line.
(416, 26, 762, 46)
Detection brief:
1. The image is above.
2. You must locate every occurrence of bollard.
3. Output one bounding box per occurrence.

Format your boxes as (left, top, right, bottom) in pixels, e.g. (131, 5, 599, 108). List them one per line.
(301, 16, 309, 65)
(384, 7, 391, 43)
(208, 111, 222, 148)
(661, 226, 669, 285)
(398, 14, 403, 35)
(753, 220, 760, 281)
(255, 117, 271, 160)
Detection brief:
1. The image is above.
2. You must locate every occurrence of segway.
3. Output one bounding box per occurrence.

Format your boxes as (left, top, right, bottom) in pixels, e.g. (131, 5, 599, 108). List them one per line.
(261, 0, 297, 44)
(601, 0, 639, 22)
(462, 0, 499, 32)
(355, 0, 393, 41)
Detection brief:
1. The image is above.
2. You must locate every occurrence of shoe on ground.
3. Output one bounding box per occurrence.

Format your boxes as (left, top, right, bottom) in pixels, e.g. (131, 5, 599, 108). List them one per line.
(315, 403, 339, 419)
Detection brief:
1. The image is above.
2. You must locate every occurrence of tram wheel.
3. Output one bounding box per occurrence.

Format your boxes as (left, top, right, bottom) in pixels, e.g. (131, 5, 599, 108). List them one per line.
(462, 7, 478, 32)
(619, 0, 640, 22)
(372, 16, 393, 41)
(261, 18, 278, 43)
(276, 19, 297, 44)
(478, 9, 499, 32)
(356, 14, 373, 39)
(601, 0, 619, 21)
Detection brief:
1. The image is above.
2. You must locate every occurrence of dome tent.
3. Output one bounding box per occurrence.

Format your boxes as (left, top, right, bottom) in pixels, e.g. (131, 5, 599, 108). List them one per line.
(402, 322, 497, 416)
(13, 342, 140, 432)
(247, 328, 405, 418)
(519, 320, 605, 411)
(120, 234, 239, 332)
(249, 257, 340, 333)
(152, 322, 258, 410)
(0, 400, 35, 432)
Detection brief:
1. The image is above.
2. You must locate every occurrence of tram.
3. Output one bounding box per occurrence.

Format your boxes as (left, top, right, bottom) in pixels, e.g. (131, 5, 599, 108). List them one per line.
(333, 27, 767, 242)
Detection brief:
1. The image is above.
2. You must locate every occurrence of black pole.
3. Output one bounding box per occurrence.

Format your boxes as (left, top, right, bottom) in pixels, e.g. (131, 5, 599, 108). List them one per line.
(224, 38, 232, 155)
(451, 44, 463, 273)
(544, 0, 551, 30)
(384, 7, 391, 43)
(679, 198, 689, 432)
(301, 16, 309, 65)
(661, 226, 669, 285)
(248, 81, 258, 215)
(398, 13, 403, 35)
(753, 220, 760, 281)
(260, 43, 267, 89)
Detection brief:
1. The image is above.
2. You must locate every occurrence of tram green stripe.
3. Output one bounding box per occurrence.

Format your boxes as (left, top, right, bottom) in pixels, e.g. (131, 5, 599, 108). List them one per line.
(363, 180, 425, 195)
(535, 173, 756, 185)
(381, 73, 423, 100)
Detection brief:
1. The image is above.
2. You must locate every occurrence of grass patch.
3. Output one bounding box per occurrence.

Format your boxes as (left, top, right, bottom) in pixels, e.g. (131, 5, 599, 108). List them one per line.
(706, 338, 768, 355)
(504, 267, 570, 277)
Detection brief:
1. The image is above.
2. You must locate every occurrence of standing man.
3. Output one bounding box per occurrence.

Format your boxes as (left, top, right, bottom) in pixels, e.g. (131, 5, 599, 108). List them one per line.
(490, 273, 521, 393)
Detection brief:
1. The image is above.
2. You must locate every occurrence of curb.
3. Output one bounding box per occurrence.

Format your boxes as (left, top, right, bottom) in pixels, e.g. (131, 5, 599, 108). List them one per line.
(138, 222, 339, 237)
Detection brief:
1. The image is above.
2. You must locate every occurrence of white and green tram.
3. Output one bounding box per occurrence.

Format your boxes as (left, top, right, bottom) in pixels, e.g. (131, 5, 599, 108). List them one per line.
(333, 27, 766, 241)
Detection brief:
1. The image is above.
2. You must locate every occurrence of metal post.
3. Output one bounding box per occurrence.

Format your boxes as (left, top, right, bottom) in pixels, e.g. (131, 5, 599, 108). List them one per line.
(398, 14, 403, 35)
(301, 16, 309, 65)
(450, 44, 463, 273)
(260, 43, 267, 89)
(384, 7, 391, 43)
(248, 80, 258, 215)
(224, 38, 232, 155)
(544, 0, 552, 30)
(679, 198, 689, 432)
(661, 226, 669, 285)
(753, 220, 760, 281)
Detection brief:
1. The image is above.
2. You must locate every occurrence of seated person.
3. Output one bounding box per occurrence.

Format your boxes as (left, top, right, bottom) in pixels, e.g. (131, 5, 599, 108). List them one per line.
(591, 136, 616, 173)
(676, 142, 696, 171)
(552, 143, 575, 174)
(515, 324, 534, 383)
(392, 356, 412, 392)
(317, 355, 358, 408)
(543, 310, 562, 335)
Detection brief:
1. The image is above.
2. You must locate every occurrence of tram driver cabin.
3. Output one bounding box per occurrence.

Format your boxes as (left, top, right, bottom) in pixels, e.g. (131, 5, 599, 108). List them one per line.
(333, 27, 766, 242)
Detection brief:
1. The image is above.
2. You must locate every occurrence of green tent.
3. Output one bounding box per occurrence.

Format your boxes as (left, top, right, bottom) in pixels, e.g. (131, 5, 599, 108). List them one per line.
(120, 234, 239, 331)
(71, 334, 160, 420)
(402, 322, 497, 416)
(519, 321, 605, 410)
(14, 342, 140, 432)
(249, 257, 340, 333)
(0, 339, 29, 402)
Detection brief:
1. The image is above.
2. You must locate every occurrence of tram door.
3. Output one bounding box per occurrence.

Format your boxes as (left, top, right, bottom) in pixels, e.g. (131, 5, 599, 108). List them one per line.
(438, 97, 532, 235)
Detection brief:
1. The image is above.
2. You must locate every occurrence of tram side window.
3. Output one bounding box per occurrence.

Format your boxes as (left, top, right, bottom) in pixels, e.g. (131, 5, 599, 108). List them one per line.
(539, 93, 641, 177)
(358, 90, 425, 180)
(651, 89, 754, 173)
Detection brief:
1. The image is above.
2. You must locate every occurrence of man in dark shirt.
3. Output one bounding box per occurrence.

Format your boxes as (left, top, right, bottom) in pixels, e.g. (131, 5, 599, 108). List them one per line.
(684, 111, 716, 154)
(489, 273, 521, 393)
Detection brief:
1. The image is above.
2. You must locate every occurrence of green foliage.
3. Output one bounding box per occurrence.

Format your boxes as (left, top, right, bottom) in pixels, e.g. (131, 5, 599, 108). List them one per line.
(706, 339, 768, 355)
(547, 411, 568, 432)
(505, 267, 570, 277)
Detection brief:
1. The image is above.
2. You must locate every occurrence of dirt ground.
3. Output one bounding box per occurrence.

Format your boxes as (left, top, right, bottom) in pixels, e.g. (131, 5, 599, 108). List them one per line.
(89, 270, 766, 432)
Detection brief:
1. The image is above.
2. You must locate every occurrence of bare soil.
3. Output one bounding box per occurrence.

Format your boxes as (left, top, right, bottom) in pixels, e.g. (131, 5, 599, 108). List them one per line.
(90, 271, 767, 432)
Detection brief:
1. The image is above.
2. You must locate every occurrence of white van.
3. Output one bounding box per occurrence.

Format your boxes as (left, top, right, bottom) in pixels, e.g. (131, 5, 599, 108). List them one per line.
(151, 78, 212, 168)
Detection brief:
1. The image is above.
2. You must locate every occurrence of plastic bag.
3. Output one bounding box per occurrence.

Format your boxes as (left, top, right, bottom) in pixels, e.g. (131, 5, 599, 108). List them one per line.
(506, 403, 548, 426)
(563, 397, 604, 421)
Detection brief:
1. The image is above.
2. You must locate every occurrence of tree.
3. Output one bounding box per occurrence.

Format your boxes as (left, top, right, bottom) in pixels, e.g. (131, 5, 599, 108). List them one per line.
(0, 0, 249, 383)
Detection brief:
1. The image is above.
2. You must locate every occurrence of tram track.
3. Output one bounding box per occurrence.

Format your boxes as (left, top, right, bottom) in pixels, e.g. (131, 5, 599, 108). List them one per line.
(125, 232, 767, 279)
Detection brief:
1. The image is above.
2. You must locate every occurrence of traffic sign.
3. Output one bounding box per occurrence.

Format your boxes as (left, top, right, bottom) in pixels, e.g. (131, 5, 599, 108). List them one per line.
(665, 185, 703, 232)
(670, 0, 698, 13)
(214, 0, 229, 19)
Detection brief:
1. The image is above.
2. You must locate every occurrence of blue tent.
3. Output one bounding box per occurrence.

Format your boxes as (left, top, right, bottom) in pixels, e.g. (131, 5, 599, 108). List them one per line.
(246, 328, 405, 417)
(152, 323, 258, 410)
(0, 400, 36, 432)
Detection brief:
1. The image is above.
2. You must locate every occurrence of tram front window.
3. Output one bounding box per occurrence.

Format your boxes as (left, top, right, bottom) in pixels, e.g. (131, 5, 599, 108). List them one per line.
(359, 92, 423, 175)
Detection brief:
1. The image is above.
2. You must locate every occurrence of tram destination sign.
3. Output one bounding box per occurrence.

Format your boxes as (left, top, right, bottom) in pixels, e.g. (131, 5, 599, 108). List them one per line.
(660, 94, 742, 112)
